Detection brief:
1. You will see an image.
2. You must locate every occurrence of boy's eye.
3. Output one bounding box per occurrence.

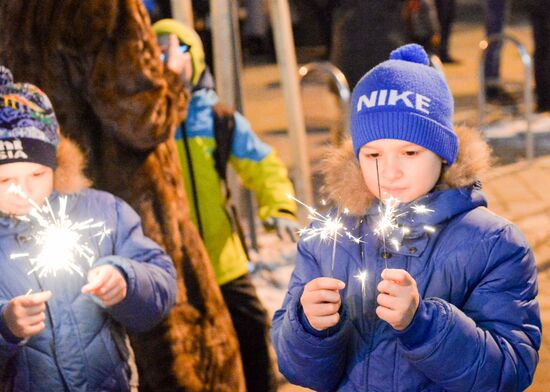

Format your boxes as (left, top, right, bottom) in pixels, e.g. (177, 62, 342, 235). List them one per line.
(404, 150, 420, 156)
(364, 152, 380, 159)
(0, 178, 10, 184)
(33, 171, 45, 177)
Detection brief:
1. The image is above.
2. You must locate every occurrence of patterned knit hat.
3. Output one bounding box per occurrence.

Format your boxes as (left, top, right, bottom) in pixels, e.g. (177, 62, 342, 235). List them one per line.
(351, 44, 458, 164)
(0, 66, 59, 169)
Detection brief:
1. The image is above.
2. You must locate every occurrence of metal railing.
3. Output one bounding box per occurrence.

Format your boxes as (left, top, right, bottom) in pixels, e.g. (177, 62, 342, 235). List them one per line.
(478, 33, 535, 161)
(298, 62, 351, 145)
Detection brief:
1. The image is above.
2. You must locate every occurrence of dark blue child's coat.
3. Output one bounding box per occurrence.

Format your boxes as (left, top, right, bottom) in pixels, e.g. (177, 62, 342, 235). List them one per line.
(272, 131, 541, 392)
(0, 189, 177, 391)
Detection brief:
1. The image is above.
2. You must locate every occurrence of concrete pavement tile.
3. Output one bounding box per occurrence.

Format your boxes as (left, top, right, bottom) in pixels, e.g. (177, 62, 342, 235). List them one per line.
(516, 214, 550, 249)
(518, 167, 550, 201)
(533, 242, 550, 268)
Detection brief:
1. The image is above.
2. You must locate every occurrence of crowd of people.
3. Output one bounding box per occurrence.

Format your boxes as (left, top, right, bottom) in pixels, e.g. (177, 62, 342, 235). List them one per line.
(0, 0, 546, 391)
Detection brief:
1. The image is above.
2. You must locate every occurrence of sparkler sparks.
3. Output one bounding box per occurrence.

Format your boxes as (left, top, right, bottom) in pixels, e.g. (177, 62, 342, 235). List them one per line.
(354, 270, 368, 298)
(8, 184, 111, 278)
(287, 194, 364, 273)
(372, 159, 439, 263)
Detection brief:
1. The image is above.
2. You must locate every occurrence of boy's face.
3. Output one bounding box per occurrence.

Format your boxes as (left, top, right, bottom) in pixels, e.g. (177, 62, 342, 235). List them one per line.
(0, 162, 54, 215)
(359, 139, 443, 203)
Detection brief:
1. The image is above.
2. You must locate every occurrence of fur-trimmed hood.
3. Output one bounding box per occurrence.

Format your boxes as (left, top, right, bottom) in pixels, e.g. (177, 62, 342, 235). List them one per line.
(320, 126, 491, 216)
(54, 136, 91, 194)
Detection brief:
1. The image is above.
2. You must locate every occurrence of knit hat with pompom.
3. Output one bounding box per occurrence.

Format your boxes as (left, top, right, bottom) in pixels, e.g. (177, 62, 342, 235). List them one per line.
(0, 65, 59, 169)
(350, 44, 457, 164)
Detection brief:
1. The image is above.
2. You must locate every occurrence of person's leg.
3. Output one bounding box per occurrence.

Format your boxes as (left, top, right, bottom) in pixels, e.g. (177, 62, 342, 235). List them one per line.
(531, 0, 550, 112)
(483, 0, 507, 83)
(434, 0, 456, 61)
(221, 274, 277, 392)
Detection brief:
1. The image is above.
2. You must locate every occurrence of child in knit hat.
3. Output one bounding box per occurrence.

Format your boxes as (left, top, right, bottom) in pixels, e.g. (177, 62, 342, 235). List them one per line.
(272, 44, 540, 391)
(0, 66, 177, 391)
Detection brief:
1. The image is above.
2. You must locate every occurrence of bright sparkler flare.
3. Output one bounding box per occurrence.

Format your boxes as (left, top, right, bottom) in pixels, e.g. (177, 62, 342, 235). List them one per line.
(373, 195, 402, 238)
(354, 270, 368, 298)
(374, 197, 437, 254)
(287, 194, 364, 245)
(411, 205, 434, 214)
(287, 193, 364, 274)
(8, 184, 111, 278)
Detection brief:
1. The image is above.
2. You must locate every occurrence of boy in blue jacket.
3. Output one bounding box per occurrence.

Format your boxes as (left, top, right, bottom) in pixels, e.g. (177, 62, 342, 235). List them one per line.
(272, 44, 541, 391)
(0, 67, 177, 391)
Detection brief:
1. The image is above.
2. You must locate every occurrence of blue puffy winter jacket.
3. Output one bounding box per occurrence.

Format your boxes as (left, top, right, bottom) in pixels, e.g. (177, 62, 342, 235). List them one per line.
(0, 189, 177, 391)
(272, 130, 541, 391)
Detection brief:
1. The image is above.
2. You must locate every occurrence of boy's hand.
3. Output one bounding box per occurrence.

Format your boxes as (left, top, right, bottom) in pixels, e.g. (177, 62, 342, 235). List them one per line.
(376, 268, 419, 330)
(300, 277, 346, 331)
(3, 291, 52, 339)
(82, 265, 127, 307)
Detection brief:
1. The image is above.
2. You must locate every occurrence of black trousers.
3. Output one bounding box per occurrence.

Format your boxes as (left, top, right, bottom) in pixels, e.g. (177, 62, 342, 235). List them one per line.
(221, 273, 277, 392)
(434, 0, 456, 58)
(531, 0, 550, 111)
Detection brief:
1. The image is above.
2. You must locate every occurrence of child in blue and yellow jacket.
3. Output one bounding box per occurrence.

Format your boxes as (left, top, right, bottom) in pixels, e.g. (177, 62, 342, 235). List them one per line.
(153, 19, 298, 392)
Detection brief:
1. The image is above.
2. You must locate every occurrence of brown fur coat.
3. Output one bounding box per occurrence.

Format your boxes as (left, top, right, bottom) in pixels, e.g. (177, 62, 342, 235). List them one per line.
(321, 126, 492, 215)
(0, 1, 244, 391)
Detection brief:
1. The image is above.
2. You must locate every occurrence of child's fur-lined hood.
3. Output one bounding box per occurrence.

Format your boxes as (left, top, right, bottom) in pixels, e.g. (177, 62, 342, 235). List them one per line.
(54, 136, 91, 194)
(321, 126, 491, 216)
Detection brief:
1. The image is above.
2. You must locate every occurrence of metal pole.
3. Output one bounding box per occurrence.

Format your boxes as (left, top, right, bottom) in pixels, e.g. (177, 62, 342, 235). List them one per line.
(269, 0, 313, 211)
(298, 62, 351, 145)
(210, 0, 258, 251)
(170, 0, 194, 26)
(478, 34, 534, 161)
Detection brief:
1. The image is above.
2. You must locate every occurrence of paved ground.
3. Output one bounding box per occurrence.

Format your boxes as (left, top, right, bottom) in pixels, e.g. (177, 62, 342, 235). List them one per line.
(239, 15, 550, 392)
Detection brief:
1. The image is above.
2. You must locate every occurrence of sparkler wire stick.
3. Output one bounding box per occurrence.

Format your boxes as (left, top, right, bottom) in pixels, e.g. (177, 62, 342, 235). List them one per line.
(330, 208, 340, 275)
(375, 159, 389, 268)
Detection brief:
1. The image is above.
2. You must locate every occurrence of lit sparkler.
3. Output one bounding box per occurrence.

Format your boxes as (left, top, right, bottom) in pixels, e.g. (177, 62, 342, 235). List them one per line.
(354, 270, 367, 299)
(373, 160, 437, 266)
(8, 184, 111, 278)
(287, 194, 364, 274)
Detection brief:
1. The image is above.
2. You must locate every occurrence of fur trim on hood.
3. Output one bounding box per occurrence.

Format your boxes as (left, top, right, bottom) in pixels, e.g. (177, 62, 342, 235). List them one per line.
(320, 126, 492, 216)
(54, 136, 91, 194)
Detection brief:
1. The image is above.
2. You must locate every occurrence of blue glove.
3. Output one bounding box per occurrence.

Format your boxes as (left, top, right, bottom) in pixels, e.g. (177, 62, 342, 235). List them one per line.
(264, 217, 302, 242)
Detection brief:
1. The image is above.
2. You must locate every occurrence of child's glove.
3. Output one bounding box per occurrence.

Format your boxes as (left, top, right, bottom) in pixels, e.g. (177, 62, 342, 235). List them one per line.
(82, 265, 127, 307)
(300, 277, 346, 331)
(3, 290, 52, 339)
(264, 216, 301, 242)
(376, 268, 420, 330)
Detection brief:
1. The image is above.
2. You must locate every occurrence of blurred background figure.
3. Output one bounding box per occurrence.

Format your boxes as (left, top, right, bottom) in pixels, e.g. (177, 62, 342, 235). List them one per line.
(434, 0, 458, 62)
(483, 0, 517, 105)
(529, 0, 550, 113)
(242, 0, 272, 56)
(153, 19, 300, 392)
(403, 0, 441, 54)
(329, 0, 407, 88)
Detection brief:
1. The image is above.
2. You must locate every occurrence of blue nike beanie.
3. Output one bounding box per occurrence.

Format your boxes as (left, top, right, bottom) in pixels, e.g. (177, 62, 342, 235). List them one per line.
(351, 44, 458, 164)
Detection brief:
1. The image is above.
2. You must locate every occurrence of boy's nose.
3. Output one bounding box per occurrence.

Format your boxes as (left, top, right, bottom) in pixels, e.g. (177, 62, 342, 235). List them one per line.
(381, 157, 403, 180)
